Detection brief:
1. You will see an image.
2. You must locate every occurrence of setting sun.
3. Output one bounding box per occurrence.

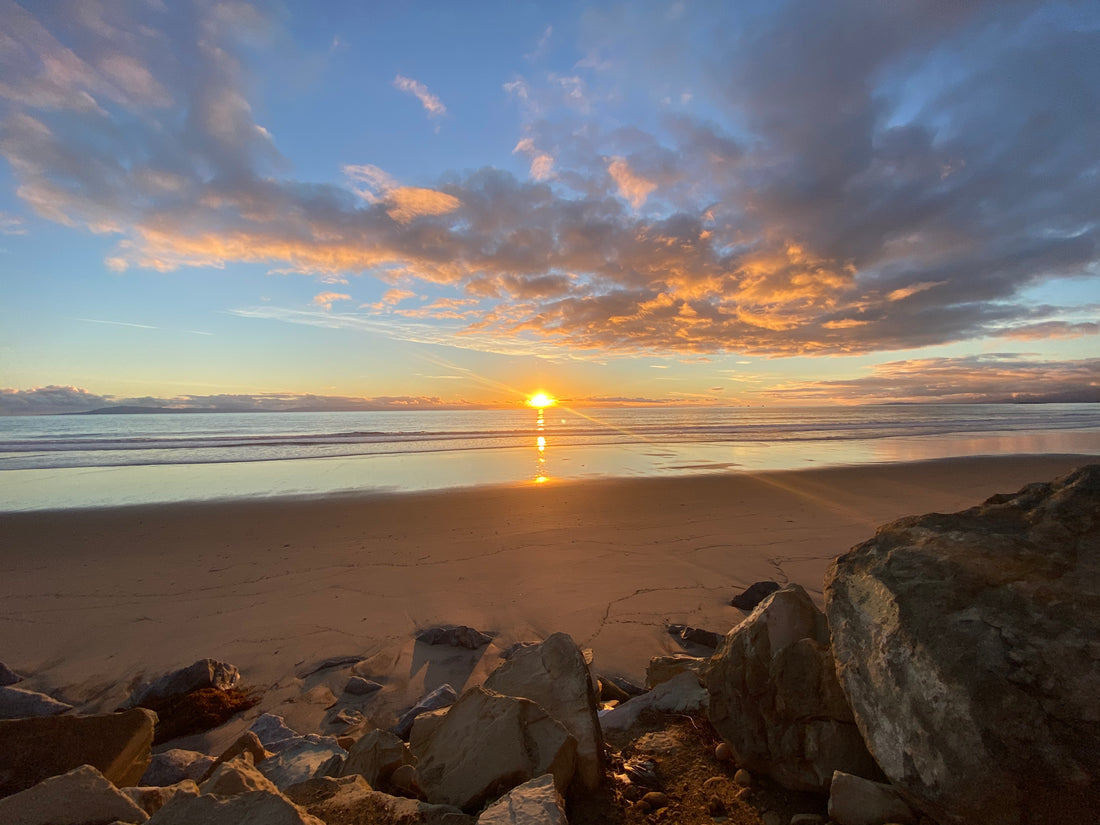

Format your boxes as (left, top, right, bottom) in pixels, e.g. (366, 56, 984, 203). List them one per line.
(526, 392, 556, 408)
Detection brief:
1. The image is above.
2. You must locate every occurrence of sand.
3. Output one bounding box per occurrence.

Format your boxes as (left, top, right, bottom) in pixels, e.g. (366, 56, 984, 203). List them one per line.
(0, 454, 1093, 747)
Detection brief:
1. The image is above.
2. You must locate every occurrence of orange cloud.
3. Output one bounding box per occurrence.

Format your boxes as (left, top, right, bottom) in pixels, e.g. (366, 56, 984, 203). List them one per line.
(607, 157, 657, 210)
(393, 75, 446, 118)
(313, 291, 351, 310)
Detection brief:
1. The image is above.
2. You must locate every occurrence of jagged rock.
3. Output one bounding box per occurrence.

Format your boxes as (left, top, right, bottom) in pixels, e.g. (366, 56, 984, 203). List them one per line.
(121, 782, 199, 816)
(393, 683, 457, 739)
(286, 775, 473, 825)
(0, 764, 149, 825)
(0, 708, 157, 798)
(145, 789, 324, 824)
(827, 771, 918, 825)
(667, 624, 722, 648)
(706, 584, 878, 793)
(0, 685, 73, 719)
(483, 632, 605, 790)
(258, 734, 345, 789)
(126, 659, 239, 708)
(344, 676, 383, 696)
(415, 626, 493, 649)
(250, 712, 299, 749)
(645, 654, 707, 688)
(825, 465, 1100, 825)
(0, 662, 22, 686)
(731, 581, 781, 610)
(201, 753, 280, 796)
(476, 774, 567, 825)
(199, 731, 271, 781)
(410, 686, 577, 812)
(600, 670, 708, 732)
(140, 749, 214, 787)
(338, 728, 414, 789)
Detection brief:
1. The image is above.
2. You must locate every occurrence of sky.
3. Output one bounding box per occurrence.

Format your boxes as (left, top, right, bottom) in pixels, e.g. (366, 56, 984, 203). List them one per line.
(1, 0, 1098, 414)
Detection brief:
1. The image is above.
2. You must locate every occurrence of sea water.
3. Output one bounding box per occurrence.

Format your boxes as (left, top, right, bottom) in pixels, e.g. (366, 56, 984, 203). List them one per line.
(1, 404, 1098, 511)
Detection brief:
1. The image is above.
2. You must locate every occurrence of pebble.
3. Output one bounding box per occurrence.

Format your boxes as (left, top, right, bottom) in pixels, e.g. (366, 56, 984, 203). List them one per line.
(642, 791, 669, 809)
(715, 742, 733, 762)
(735, 786, 752, 801)
(733, 768, 752, 786)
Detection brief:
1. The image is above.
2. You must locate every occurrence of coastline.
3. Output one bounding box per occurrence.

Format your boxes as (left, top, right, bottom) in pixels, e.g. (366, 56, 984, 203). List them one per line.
(2, 452, 1094, 748)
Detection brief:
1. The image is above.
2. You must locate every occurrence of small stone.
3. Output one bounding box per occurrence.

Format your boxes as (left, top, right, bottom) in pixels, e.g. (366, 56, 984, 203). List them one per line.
(642, 791, 669, 809)
(715, 742, 733, 762)
(344, 676, 382, 696)
(736, 786, 751, 801)
(731, 581, 781, 610)
(331, 708, 364, 727)
(734, 768, 752, 786)
(623, 757, 661, 789)
(632, 800, 650, 814)
(622, 784, 644, 801)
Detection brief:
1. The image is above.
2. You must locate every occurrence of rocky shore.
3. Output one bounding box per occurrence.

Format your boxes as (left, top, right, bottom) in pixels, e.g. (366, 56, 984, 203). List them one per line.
(1, 464, 1097, 825)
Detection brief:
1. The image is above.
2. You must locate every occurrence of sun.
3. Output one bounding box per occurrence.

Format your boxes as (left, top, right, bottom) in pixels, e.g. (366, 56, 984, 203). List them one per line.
(526, 392, 556, 408)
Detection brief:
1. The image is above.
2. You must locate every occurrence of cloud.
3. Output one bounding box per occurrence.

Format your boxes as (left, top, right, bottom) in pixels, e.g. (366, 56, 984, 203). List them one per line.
(0, 212, 27, 235)
(313, 292, 351, 310)
(393, 75, 446, 118)
(0, 385, 111, 415)
(766, 356, 1100, 404)
(0, 2, 1097, 361)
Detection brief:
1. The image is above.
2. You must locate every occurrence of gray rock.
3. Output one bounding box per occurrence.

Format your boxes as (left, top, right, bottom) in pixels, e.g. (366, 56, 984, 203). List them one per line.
(600, 670, 708, 732)
(706, 584, 878, 792)
(476, 774, 567, 825)
(0, 764, 149, 824)
(393, 683, 457, 740)
(286, 775, 472, 825)
(483, 632, 605, 790)
(827, 771, 918, 825)
(667, 624, 722, 648)
(605, 675, 645, 697)
(0, 662, 22, 687)
(410, 686, 577, 812)
(0, 708, 157, 797)
(126, 659, 239, 707)
(145, 789, 324, 824)
(500, 642, 539, 660)
(339, 728, 414, 789)
(825, 464, 1100, 825)
(645, 654, 706, 688)
(257, 734, 345, 790)
(731, 580, 781, 610)
(199, 731, 271, 781)
(249, 713, 298, 749)
(141, 749, 215, 787)
(344, 676, 382, 696)
(0, 686, 73, 719)
(415, 626, 493, 649)
(201, 753, 280, 796)
(121, 782, 199, 817)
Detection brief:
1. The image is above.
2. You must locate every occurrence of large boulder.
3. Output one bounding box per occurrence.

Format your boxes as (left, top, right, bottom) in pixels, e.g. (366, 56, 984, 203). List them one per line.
(706, 584, 878, 792)
(0, 708, 157, 798)
(338, 728, 415, 789)
(0, 764, 149, 825)
(410, 686, 577, 813)
(122, 782, 200, 817)
(825, 464, 1100, 825)
(286, 775, 473, 825)
(200, 753, 280, 796)
(145, 789, 324, 824)
(0, 686, 73, 719)
(483, 632, 605, 790)
(476, 774, 567, 825)
(257, 734, 345, 790)
(599, 671, 708, 733)
(126, 659, 239, 707)
(140, 749, 215, 787)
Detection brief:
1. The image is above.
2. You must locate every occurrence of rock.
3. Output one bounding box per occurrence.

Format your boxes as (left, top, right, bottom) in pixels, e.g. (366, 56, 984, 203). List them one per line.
(715, 742, 732, 762)
(789, 815, 827, 825)
(645, 654, 707, 688)
(0, 764, 149, 825)
(597, 677, 631, 704)
(733, 768, 751, 786)
(339, 728, 414, 789)
(0, 708, 157, 798)
(731, 580, 781, 610)
(599, 671, 707, 732)
(331, 708, 364, 727)
(393, 683, 458, 740)
(415, 626, 494, 649)
(706, 584, 878, 792)
(483, 632, 605, 790)
(199, 731, 271, 781)
(258, 733, 346, 789)
(250, 712, 299, 749)
(606, 675, 645, 697)
(476, 774, 566, 825)
(667, 624, 723, 648)
(0, 662, 22, 686)
(126, 659, 239, 708)
(0, 686, 73, 719)
(344, 676, 382, 696)
(500, 642, 539, 660)
(410, 686, 577, 812)
(825, 465, 1100, 825)
(622, 757, 661, 789)
(827, 771, 918, 825)
(201, 753, 281, 796)
(642, 791, 669, 809)
(296, 655, 364, 679)
(121, 782, 199, 816)
(144, 789, 324, 825)
(391, 763, 419, 794)
(141, 749, 215, 787)
(286, 775, 473, 825)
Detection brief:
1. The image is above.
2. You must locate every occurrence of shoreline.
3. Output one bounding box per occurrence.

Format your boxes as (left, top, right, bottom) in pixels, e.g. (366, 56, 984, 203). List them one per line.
(1, 453, 1096, 751)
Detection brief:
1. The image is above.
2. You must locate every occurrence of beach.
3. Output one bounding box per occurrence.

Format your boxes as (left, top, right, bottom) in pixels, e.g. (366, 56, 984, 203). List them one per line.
(1, 453, 1093, 748)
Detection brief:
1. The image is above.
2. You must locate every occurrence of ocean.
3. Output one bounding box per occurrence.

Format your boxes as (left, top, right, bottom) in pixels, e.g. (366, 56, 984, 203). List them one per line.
(1, 404, 1098, 511)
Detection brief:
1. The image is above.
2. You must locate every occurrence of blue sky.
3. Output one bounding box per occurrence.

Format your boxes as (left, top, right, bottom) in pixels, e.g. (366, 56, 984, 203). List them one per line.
(1, 0, 1098, 413)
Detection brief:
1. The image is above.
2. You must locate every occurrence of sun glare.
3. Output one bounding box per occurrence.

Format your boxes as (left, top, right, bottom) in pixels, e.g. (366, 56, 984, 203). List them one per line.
(526, 392, 555, 408)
